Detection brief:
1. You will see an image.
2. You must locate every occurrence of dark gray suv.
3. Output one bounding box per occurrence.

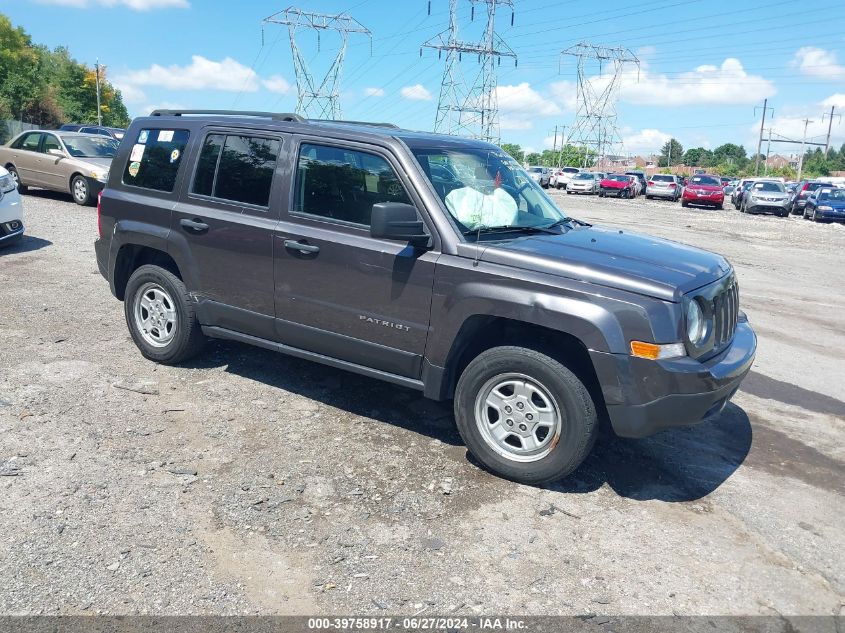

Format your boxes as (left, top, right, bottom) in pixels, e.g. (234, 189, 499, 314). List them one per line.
(94, 110, 756, 484)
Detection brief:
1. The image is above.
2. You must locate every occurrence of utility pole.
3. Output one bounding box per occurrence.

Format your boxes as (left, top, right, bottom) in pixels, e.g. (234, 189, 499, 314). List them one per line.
(423, 0, 516, 143)
(754, 98, 773, 176)
(262, 8, 371, 119)
(796, 117, 813, 183)
(822, 105, 840, 158)
(764, 127, 772, 176)
(95, 59, 102, 126)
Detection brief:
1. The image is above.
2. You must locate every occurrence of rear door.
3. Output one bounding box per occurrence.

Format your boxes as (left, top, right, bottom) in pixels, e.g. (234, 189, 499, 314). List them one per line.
(272, 139, 437, 378)
(11, 132, 44, 185)
(39, 133, 70, 192)
(171, 128, 287, 339)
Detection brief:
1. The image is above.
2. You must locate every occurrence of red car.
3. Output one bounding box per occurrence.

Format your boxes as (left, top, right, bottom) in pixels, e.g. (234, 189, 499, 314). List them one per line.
(681, 174, 725, 209)
(599, 174, 637, 198)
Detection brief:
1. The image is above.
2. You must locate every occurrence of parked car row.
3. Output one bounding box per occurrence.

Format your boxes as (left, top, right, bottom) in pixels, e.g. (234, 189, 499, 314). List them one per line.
(0, 127, 124, 205)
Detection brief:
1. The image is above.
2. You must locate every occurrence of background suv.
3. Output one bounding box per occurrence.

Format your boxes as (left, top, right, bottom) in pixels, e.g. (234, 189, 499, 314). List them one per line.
(682, 174, 724, 209)
(646, 174, 681, 201)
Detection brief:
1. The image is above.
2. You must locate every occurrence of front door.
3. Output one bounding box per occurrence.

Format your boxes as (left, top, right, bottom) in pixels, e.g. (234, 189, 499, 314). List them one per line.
(39, 133, 70, 191)
(171, 129, 288, 339)
(273, 140, 437, 378)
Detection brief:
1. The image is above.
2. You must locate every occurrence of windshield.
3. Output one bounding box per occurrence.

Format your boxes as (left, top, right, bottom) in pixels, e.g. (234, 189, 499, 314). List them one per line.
(690, 175, 720, 186)
(819, 189, 845, 200)
(62, 136, 119, 158)
(528, 167, 544, 173)
(411, 146, 568, 236)
(574, 173, 594, 180)
(753, 182, 785, 193)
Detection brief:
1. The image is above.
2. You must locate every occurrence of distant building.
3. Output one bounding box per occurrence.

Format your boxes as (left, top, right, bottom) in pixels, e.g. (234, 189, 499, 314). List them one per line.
(765, 154, 794, 170)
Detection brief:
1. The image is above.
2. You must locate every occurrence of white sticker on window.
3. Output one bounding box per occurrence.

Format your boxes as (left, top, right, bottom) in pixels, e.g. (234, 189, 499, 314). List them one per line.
(130, 143, 145, 162)
(158, 130, 174, 143)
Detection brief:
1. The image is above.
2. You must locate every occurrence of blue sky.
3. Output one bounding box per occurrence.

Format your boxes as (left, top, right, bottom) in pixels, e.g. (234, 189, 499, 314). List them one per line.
(7, 0, 845, 157)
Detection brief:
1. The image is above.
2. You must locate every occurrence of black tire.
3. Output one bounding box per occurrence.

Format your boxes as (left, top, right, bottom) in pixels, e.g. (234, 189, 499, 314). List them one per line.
(716, 203, 723, 210)
(71, 174, 91, 206)
(6, 165, 27, 193)
(124, 264, 206, 364)
(681, 199, 688, 208)
(646, 195, 652, 200)
(454, 346, 598, 484)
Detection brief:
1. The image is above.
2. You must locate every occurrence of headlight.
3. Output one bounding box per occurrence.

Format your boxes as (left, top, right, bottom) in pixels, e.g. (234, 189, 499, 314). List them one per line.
(91, 171, 109, 182)
(686, 299, 706, 346)
(818, 205, 833, 211)
(0, 174, 15, 193)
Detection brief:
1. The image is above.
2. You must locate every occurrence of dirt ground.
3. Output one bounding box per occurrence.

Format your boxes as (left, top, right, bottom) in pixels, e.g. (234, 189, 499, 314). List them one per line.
(0, 188, 842, 617)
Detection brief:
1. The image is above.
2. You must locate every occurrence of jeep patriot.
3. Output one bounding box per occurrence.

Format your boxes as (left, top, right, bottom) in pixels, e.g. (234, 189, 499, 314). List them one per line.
(95, 110, 757, 484)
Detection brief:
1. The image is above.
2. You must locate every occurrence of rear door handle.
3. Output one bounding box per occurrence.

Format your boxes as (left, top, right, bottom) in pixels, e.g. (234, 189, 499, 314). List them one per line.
(283, 239, 320, 254)
(180, 218, 209, 233)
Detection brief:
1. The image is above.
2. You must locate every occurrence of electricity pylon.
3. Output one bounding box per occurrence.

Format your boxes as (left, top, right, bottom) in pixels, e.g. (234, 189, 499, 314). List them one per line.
(560, 42, 640, 167)
(262, 7, 371, 119)
(422, 0, 516, 143)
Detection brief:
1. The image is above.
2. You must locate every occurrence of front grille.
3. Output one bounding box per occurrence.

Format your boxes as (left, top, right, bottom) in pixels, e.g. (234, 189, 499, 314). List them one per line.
(711, 279, 739, 348)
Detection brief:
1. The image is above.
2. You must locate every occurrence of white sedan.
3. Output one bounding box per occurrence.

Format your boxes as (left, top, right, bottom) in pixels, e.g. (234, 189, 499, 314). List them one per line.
(0, 165, 24, 247)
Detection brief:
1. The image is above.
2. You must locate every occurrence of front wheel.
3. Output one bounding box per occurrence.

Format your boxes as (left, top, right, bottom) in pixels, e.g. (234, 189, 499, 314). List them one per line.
(454, 346, 598, 484)
(124, 265, 206, 364)
(71, 175, 91, 205)
(716, 203, 723, 210)
(681, 199, 688, 207)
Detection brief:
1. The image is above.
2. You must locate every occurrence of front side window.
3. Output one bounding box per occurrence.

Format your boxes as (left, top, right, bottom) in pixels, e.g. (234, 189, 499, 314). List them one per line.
(191, 133, 280, 207)
(42, 134, 62, 154)
(294, 143, 411, 227)
(122, 128, 190, 192)
(410, 145, 568, 238)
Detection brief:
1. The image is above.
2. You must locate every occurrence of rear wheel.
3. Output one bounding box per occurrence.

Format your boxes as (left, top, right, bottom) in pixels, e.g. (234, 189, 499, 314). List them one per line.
(454, 346, 598, 484)
(124, 265, 206, 364)
(6, 165, 26, 193)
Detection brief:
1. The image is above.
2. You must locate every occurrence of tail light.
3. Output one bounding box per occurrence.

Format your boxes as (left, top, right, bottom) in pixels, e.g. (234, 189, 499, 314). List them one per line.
(801, 182, 810, 191)
(97, 190, 103, 238)
(669, 183, 677, 188)
(647, 181, 654, 186)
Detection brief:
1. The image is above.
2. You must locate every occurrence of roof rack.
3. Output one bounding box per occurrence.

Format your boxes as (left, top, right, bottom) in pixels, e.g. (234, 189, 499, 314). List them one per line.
(150, 109, 305, 122)
(315, 119, 400, 129)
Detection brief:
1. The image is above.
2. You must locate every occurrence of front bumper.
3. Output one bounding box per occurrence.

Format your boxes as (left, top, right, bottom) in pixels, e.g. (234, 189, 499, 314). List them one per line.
(0, 219, 24, 244)
(684, 193, 724, 205)
(815, 209, 845, 221)
(589, 319, 756, 438)
(746, 200, 789, 214)
(601, 187, 630, 197)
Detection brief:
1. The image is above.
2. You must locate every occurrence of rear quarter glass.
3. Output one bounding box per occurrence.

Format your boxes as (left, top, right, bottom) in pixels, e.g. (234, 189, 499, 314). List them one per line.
(122, 128, 190, 193)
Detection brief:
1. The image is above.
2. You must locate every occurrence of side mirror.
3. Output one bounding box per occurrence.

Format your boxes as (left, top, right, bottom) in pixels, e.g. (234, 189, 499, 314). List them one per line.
(48, 148, 64, 158)
(370, 202, 429, 247)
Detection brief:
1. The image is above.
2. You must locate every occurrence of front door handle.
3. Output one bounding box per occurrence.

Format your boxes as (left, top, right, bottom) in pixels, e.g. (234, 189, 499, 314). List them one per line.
(284, 239, 320, 254)
(180, 218, 209, 233)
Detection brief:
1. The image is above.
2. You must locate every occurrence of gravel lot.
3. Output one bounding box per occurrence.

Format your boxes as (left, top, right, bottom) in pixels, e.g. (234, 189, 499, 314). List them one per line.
(0, 188, 843, 617)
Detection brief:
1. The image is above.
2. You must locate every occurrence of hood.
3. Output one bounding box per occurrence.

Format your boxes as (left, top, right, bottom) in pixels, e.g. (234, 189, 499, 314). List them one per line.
(601, 179, 628, 188)
(473, 225, 731, 302)
(820, 199, 845, 208)
(75, 157, 113, 171)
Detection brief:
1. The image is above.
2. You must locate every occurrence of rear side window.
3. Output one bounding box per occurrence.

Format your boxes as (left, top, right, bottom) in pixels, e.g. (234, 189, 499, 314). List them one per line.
(16, 132, 42, 151)
(191, 133, 280, 207)
(122, 128, 190, 192)
(294, 142, 410, 227)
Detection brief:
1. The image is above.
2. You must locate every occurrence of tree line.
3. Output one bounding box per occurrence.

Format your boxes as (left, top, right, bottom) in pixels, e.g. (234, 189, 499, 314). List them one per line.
(500, 136, 845, 180)
(0, 13, 130, 131)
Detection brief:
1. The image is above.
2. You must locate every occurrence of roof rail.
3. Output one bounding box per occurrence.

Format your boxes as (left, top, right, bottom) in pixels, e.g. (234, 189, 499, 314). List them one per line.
(150, 109, 305, 122)
(315, 119, 400, 129)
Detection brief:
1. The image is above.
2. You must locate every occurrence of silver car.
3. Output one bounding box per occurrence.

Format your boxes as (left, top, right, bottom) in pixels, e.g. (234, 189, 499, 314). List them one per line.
(566, 171, 600, 194)
(527, 166, 550, 188)
(740, 180, 790, 217)
(645, 174, 682, 201)
(0, 130, 118, 205)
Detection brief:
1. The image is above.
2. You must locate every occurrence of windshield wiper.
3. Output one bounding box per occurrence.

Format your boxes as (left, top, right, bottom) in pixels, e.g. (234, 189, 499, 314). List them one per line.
(464, 224, 560, 237)
(542, 217, 591, 230)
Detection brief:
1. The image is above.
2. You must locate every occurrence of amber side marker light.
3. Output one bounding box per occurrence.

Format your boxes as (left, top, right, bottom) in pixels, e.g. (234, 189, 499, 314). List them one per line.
(630, 341, 686, 360)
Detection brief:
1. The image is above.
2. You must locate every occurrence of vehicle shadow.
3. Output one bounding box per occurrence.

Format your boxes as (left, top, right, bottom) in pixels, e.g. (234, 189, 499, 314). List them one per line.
(186, 340, 751, 499)
(549, 403, 752, 502)
(0, 235, 52, 254)
(186, 339, 462, 446)
(19, 188, 75, 204)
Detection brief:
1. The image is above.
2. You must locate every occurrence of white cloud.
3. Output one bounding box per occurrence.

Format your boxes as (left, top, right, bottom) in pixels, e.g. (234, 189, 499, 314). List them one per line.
(620, 58, 775, 106)
(140, 102, 187, 116)
(400, 84, 433, 101)
(364, 87, 385, 97)
(791, 47, 845, 81)
(621, 128, 672, 155)
(262, 75, 291, 94)
(114, 82, 146, 104)
(496, 82, 563, 131)
(35, 0, 188, 9)
(822, 93, 845, 108)
(118, 56, 261, 92)
(548, 81, 577, 111)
